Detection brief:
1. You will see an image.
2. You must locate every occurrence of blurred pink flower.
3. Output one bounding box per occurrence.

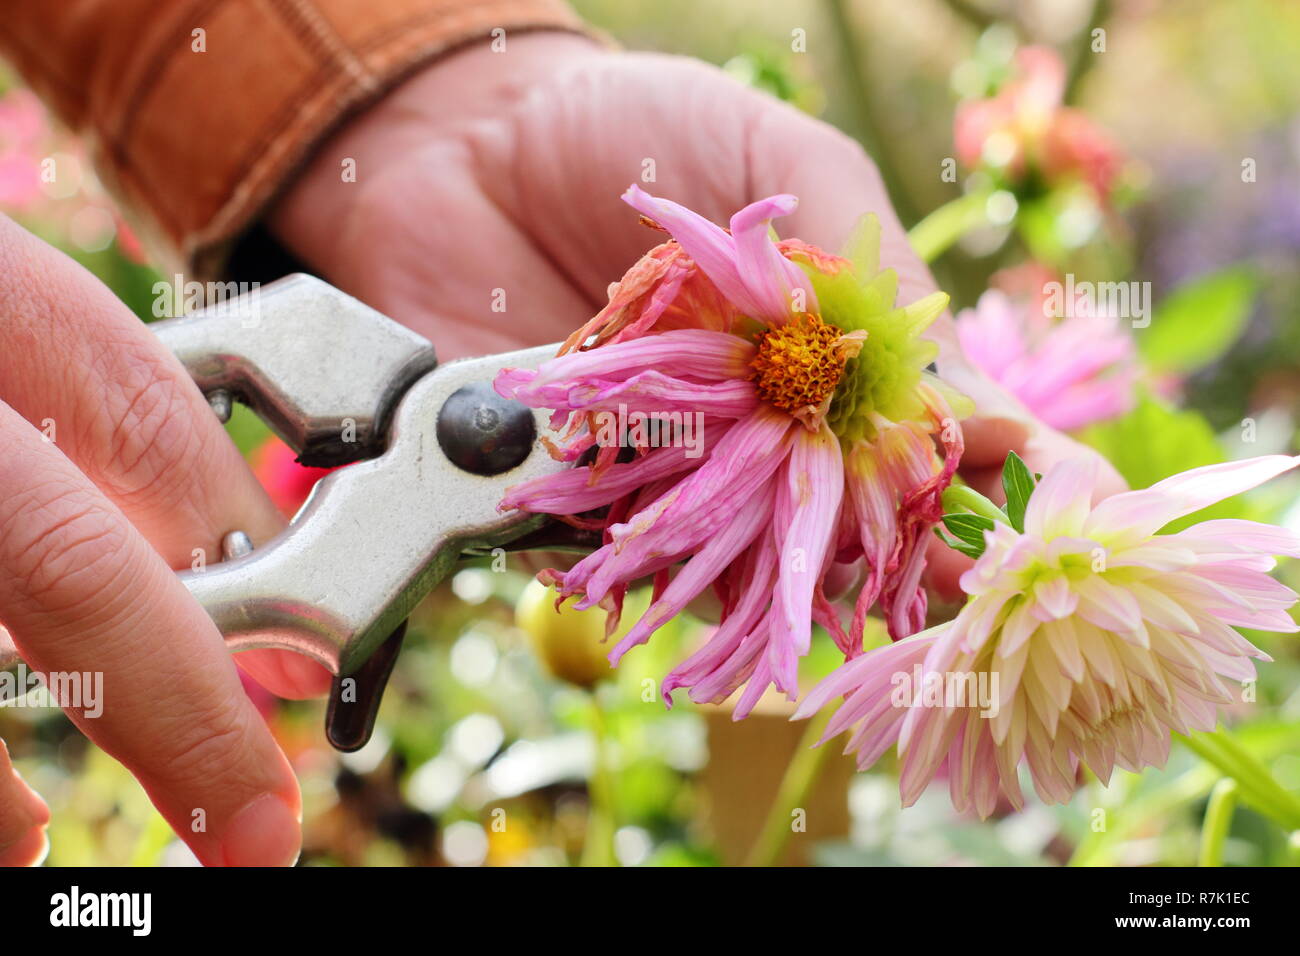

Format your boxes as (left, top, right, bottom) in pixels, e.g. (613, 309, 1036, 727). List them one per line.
(799, 454, 1300, 816)
(954, 46, 1123, 202)
(251, 437, 337, 518)
(496, 186, 969, 714)
(0, 86, 150, 263)
(0, 89, 50, 209)
(1042, 107, 1125, 202)
(956, 289, 1137, 431)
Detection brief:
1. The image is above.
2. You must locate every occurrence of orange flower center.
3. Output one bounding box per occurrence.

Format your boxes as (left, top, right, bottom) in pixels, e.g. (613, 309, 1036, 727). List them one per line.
(750, 314, 863, 418)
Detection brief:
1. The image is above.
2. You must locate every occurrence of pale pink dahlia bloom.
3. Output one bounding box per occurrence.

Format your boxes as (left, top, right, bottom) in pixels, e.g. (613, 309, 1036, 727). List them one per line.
(496, 186, 971, 715)
(956, 289, 1137, 431)
(798, 454, 1300, 817)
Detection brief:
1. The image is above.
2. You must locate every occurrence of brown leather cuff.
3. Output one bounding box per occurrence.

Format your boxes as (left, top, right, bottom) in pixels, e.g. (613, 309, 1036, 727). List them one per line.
(91, 0, 591, 279)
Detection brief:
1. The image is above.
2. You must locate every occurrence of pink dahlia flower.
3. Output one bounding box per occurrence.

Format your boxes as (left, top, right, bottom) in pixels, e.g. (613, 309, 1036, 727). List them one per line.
(798, 454, 1300, 817)
(956, 289, 1137, 431)
(496, 186, 971, 715)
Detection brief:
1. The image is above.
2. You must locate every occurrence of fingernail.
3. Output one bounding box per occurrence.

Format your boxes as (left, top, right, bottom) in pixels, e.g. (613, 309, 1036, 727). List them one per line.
(221, 793, 301, 867)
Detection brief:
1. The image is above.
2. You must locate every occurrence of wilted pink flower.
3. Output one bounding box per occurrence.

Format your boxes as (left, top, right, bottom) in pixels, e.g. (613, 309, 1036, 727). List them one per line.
(956, 289, 1136, 431)
(798, 454, 1300, 817)
(954, 45, 1123, 202)
(496, 186, 970, 715)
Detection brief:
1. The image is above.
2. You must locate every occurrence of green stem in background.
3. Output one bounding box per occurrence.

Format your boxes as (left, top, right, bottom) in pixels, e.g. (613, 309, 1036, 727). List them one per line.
(1178, 728, 1300, 831)
(1288, 831, 1300, 867)
(1063, 0, 1113, 104)
(1197, 778, 1238, 867)
(579, 692, 618, 867)
(938, 0, 997, 30)
(745, 707, 835, 867)
(821, 0, 923, 228)
(907, 188, 993, 264)
(941, 483, 1008, 525)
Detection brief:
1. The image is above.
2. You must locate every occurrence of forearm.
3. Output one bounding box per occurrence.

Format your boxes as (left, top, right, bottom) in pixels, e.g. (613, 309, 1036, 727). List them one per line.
(0, 0, 594, 278)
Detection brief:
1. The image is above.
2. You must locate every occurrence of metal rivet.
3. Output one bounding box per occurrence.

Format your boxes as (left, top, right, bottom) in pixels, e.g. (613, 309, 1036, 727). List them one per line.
(221, 530, 254, 560)
(436, 382, 536, 476)
(208, 389, 233, 423)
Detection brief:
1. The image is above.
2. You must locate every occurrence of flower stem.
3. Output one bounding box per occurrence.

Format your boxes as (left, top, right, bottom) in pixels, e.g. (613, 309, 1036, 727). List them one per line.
(822, 0, 923, 228)
(1178, 728, 1300, 831)
(745, 708, 835, 867)
(941, 483, 1008, 525)
(579, 692, 618, 867)
(1197, 778, 1237, 867)
(907, 188, 993, 264)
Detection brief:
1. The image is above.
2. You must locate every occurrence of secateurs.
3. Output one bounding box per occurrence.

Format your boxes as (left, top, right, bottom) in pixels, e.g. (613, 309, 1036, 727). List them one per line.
(149, 274, 589, 751)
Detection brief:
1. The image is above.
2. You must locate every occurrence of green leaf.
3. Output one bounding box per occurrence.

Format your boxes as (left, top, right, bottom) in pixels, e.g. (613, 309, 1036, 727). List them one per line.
(941, 513, 997, 558)
(1139, 267, 1257, 375)
(1001, 451, 1037, 532)
(933, 528, 985, 560)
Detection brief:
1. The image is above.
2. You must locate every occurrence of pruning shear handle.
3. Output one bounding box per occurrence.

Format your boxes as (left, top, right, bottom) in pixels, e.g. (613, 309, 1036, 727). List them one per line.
(149, 275, 578, 749)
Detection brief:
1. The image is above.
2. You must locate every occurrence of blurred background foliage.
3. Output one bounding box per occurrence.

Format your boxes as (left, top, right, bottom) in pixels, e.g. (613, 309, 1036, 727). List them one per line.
(3, 0, 1300, 866)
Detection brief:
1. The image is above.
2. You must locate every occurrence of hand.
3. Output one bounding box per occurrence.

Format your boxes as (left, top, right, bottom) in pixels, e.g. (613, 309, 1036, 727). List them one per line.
(270, 34, 1124, 606)
(0, 215, 324, 865)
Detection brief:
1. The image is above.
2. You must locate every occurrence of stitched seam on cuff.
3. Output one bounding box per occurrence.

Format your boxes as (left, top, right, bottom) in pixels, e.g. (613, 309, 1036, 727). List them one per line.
(269, 0, 378, 91)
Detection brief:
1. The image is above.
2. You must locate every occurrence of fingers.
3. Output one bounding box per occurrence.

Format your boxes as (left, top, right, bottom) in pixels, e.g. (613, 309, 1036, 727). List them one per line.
(266, 35, 607, 360)
(310, 156, 601, 360)
(0, 403, 301, 865)
(1021, 421, 1129, 501)
(922, 535, 973, 609)
(0, 739, 50, 866)
(0, 215, 329, 698)
(744, 88, 933, 299)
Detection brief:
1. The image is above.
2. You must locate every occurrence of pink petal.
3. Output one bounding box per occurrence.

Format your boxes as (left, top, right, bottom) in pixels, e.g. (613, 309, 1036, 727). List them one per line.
(1085, 455, 1300, 545)
(1165, 519, 1300, 558)
(495, 328, 755, 405)
(664, 539, 777, 703)
(729, 194, 819, 321)
(622, 185, 815, 322)
(767, 423, 845, 692)
(501, 424, 726, 514)
(581, 406, 795, 603)
(794, 626, 946, 721)
(561, 370, 757, 418)
(610, 482, 775, 663)
(1023, 456, 1099, 539)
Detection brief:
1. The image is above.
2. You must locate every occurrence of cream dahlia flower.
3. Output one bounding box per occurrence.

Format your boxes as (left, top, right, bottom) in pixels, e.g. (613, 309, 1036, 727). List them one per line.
(798, 454, 1300, 816)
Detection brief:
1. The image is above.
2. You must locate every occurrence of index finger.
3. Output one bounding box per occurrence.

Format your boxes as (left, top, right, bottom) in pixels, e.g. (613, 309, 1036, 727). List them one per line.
(0, 402, 301, 866)
(0, 214, 328, 698)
